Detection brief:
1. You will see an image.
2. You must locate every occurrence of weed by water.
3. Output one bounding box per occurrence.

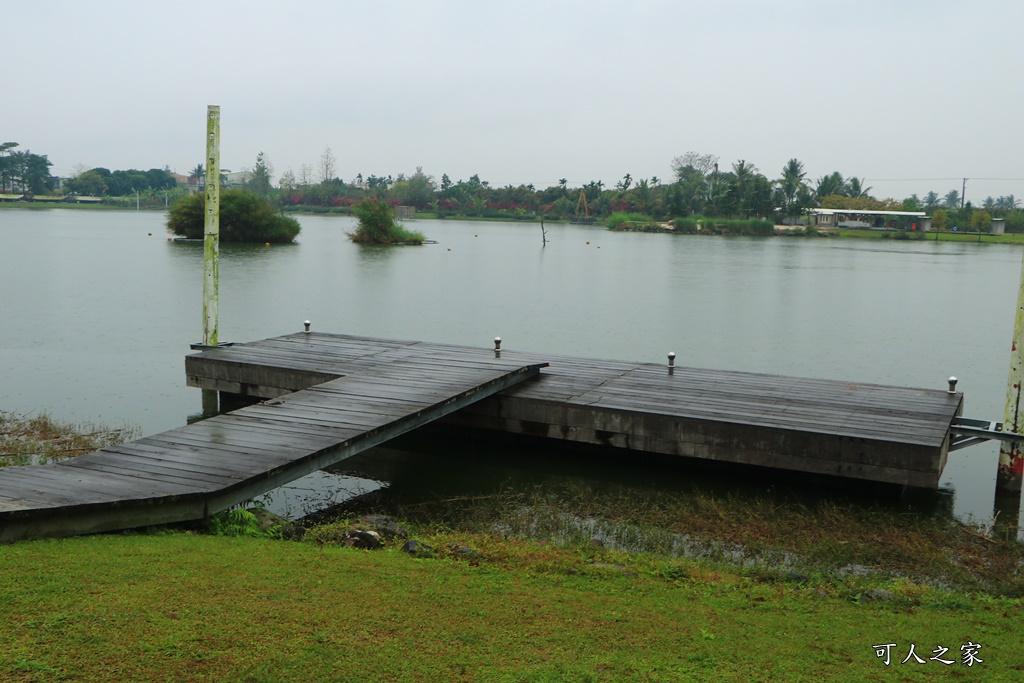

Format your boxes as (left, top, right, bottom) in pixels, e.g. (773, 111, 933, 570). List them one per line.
(0, 411, 139, 467)
(328, 481, 1024, 595)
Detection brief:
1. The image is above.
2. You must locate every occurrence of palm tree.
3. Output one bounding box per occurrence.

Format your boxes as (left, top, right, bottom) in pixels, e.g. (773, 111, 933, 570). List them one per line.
(943, 190, 961, 209)
(996, 195, 1021, 212)
(779, 158, 807, 214)
(815, 172, 845, 202)
(732, 160, 758, 216)
(845, 177, 872, 199)
(189, 163, 204, 192)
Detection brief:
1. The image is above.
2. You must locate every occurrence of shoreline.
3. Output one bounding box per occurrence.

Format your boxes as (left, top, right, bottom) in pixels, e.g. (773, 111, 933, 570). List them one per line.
(4, 202, 1023, 244)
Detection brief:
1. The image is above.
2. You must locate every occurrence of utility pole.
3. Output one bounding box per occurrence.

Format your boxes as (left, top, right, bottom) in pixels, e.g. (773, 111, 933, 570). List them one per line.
(962, 178, 967, 209)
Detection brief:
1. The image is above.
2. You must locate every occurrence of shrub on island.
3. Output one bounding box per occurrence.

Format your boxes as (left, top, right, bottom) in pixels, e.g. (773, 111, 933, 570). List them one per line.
(348, 197, 426, 244)
(167, 189, 301, 243)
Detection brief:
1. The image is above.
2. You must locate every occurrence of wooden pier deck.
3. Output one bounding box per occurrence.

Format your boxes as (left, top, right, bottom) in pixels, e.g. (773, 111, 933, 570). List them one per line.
(187, 332, 964, 489)
(0, 347, 545, 542)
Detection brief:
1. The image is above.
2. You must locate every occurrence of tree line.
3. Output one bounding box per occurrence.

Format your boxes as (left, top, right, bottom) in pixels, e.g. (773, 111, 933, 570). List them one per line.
(231, 148, 1024, 231)
(0, 143, 53, 194)
(9, 139, 1024, 231)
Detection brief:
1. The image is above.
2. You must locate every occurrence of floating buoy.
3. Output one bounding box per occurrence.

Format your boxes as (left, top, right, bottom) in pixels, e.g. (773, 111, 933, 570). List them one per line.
(265, 242, 270, 247)
(447, 248, 452, 252)
(147, 232, 152, 236)
(586, 241, 590, 245)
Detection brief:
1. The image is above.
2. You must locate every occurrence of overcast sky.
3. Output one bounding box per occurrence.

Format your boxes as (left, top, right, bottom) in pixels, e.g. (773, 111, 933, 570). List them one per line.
(5, 0, 1022, 201)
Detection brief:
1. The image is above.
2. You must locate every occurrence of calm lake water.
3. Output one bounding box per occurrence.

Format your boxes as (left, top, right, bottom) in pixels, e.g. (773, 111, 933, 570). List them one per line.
(1, 207, 1021, 528)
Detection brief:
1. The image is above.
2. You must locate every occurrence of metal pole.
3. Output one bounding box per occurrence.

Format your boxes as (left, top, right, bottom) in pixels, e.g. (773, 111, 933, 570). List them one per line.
(999, 247, 1024, 492)
(202, 105, 220, 348)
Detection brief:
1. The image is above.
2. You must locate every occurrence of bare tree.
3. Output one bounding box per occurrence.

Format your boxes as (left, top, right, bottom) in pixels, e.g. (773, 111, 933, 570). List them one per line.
(319, 146, 337, 183)
(298, 164, 313, 187)
(670, 151, 719, 181)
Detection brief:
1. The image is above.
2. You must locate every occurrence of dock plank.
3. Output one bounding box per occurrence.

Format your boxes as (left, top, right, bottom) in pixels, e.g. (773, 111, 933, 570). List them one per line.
(0, 355, 544, 542)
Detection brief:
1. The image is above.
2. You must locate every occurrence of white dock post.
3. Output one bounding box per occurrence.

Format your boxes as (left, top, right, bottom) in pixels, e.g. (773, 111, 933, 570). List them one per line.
(202, 105, 221, 348)
(201, 105, 221, 416)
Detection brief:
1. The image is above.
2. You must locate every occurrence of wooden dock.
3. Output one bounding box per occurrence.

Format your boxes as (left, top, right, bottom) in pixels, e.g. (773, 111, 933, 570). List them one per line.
(187, 332, 964, 489)
(0, 331, 965, 542)
(0, 346, 545, 542)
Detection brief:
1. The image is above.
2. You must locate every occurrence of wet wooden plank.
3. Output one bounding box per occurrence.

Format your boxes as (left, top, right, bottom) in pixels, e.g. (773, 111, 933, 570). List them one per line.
(0, 355, 543, 541)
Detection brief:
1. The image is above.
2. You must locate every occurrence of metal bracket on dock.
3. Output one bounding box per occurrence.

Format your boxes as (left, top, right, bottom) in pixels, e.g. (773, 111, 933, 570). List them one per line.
(949, 417, 1024, 452)
(189, 341, 236, 351)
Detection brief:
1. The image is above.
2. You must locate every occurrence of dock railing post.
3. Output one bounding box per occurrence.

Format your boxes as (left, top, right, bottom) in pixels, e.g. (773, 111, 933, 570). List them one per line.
(999, 247, 1024, 492)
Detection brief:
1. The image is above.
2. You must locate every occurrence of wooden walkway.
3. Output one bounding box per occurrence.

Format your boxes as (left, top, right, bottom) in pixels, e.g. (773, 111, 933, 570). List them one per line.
(188, 332, 964, 489)
(0, 347, 544, 542)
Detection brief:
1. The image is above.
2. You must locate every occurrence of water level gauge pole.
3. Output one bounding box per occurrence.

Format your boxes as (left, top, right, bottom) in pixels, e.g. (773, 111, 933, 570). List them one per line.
(201, 105, 221, 416)
(999, 248, 1024, 492)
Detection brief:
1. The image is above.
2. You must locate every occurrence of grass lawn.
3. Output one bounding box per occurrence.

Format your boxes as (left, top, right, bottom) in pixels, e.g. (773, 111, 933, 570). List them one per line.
(1, 530, 1021, 682)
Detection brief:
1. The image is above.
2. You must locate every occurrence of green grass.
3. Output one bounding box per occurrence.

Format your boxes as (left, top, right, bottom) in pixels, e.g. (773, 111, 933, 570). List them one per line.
(837, 228, 1024, 244)
(606, 212, 658, 230)
(1, 531, 1020, 681)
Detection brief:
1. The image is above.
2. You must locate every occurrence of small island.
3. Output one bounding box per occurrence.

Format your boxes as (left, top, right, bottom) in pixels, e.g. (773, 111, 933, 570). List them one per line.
(166, 189, 301, 243)
(348, 196, 426, 244)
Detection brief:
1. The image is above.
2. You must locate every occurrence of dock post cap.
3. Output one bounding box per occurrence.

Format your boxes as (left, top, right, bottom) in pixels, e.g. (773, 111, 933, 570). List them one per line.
(494, 337, 502, 351)
(668, 352, 676, 367)
(948, 376, 958, 393)
(304, 320, 311, 333)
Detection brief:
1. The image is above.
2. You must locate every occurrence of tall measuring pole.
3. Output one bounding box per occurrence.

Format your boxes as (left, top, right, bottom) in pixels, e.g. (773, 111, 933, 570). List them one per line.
(202, 105, 221, 348)
(999, 248, 1024, 492)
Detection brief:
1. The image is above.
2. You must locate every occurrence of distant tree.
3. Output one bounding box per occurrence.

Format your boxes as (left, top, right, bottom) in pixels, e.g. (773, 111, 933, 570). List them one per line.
(298, 163, 314, 187)
(628, 178, 658, 215)
(996, 195, 1021, 212)
(932, 208, 948, 229)
(65, 170, 108, 196)
(390, 166, 436, 208)
(971, 210, 992, 232)
(778, 158, 808, 215)
(815, 172, 845, 201)
(319, 146, 336, 183)
(144, 168, 176, 191)
(731, 160, 758, 216)
(901, 197, 920, 212)
(189, 163, 204, 191)
(167, 189, 301, 243)
(0, 142, 18, 192)
(922, 191, 940, 209)
(845, 177, 872, 198)
(943, 190, 961, 209)
(8, 150, 53, 194)
(278, 168, 296, 192)
(440, 173, 452, 192)
(671, 152, 718, 182)
(247, 152, 274, 196)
